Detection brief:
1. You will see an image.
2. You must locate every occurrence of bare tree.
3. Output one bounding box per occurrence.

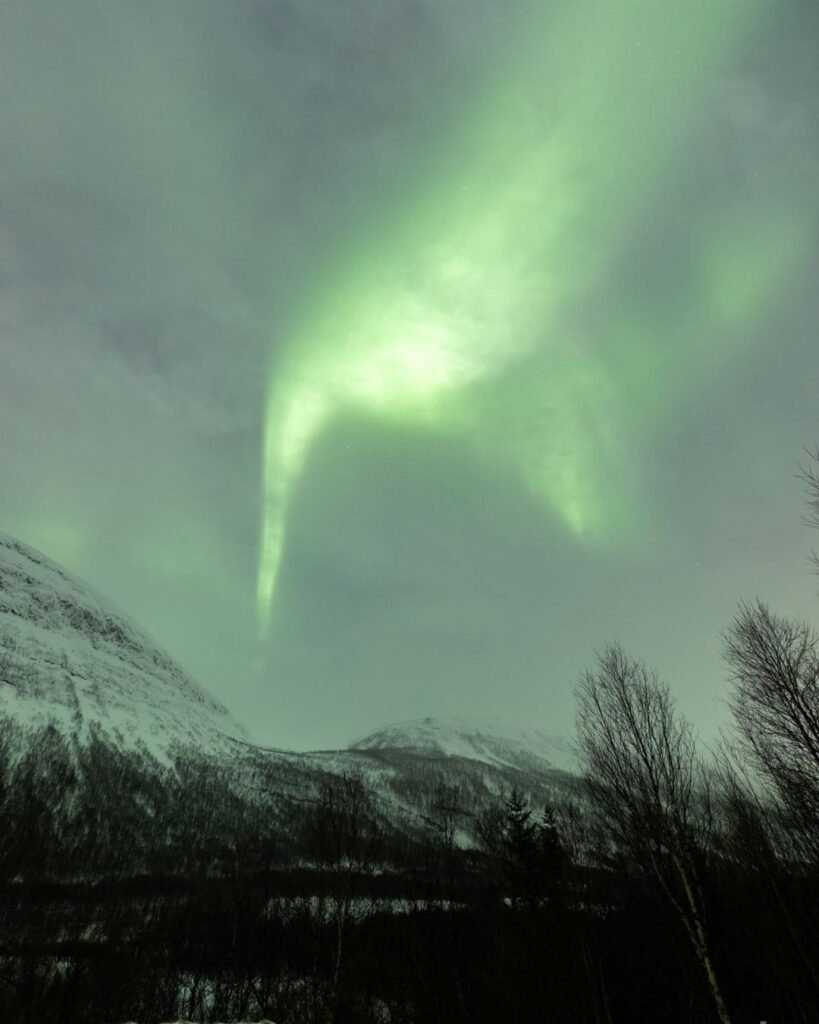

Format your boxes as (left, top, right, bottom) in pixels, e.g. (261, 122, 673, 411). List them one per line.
(711, 743, 819, 1008)
(576, 644, 730, 1024)
(422, 775, 464, 861)
(724, 601, 819, 857)
(309, 770, 381, 1023)
(799, 446, 819, 572)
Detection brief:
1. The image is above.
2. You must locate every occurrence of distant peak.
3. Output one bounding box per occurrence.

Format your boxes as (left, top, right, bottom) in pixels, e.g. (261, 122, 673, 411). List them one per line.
(349, 716, 577, 773)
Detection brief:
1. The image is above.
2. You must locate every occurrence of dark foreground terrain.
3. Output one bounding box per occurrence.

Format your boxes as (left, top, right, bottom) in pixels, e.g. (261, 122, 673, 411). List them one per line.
(1, 764, 818, 1024)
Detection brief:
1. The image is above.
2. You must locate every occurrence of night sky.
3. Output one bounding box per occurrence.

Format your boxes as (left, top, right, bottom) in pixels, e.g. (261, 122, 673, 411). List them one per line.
(2, 0, 819, 750)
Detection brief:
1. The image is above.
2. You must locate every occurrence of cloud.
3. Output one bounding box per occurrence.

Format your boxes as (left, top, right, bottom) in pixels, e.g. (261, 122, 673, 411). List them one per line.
(1, 0, 818, 748)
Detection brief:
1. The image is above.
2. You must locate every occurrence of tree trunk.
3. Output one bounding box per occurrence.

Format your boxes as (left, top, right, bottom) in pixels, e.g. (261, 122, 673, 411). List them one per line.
(673, 855, 732, 1024)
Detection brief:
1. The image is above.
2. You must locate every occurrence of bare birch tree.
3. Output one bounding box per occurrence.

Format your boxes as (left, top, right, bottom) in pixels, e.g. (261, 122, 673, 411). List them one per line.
(310, 770, 381, 1023)
(576, 644, 730, 1024)
(724, 601, 819, 859)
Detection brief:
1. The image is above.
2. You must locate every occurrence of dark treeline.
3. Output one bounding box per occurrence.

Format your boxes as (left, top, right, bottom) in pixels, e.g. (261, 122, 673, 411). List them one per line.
(2, 454, 819, 1021)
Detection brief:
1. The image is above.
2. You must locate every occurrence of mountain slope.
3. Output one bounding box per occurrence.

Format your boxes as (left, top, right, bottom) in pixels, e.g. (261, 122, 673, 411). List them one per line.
(0, 531, 580, 877)
(0, 531, 248, 761)
(350, 716, 577, 775)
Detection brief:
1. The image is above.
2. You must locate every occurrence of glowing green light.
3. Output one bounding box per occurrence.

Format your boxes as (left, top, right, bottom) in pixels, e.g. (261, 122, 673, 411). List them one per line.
(257, 0, 779, 634)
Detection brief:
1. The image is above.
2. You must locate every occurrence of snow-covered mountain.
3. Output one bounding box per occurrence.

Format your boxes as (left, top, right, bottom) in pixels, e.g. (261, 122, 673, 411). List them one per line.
(0, 531, 248, 762)
(0, 531, 580, 876)
(350, 717, 577, 775)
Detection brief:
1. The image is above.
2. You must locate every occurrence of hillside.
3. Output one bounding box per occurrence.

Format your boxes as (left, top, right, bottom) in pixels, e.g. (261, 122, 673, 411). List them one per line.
(0, 531, 579, 877)
(0, 531, 249, 762)
(350, 716, 577, 775)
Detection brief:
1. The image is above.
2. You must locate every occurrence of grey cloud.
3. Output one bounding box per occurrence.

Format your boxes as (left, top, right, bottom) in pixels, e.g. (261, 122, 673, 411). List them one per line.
(1, 0, 818, 749)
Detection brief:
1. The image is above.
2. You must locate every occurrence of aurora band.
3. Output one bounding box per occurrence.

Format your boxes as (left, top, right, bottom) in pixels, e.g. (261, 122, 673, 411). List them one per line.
(257, 0, 800, 636)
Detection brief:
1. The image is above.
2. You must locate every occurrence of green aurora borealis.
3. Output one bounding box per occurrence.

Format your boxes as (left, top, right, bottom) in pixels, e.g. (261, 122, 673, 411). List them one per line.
(257, 0, 809, 633)
(2, 0, 819, 748)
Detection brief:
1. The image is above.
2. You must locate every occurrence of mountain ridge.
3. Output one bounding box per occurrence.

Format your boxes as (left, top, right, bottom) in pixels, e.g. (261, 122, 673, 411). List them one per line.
(350, 715, 577, 775)
(0, 530, 249, 762)
(0, 529, 579, 877)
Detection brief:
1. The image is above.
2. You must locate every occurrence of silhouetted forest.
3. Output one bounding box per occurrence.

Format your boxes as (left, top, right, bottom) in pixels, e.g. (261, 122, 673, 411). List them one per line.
(3, 454, 819, 1022)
